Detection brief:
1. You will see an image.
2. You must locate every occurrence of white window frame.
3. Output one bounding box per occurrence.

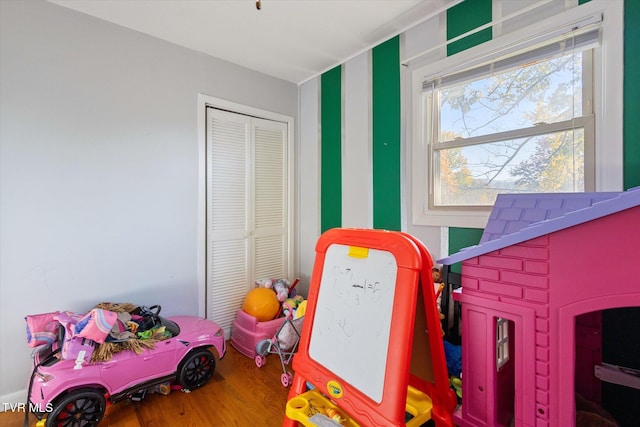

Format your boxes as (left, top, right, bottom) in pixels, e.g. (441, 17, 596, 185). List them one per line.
(426, 35, 596, 208)
(409, 0, 623, 228)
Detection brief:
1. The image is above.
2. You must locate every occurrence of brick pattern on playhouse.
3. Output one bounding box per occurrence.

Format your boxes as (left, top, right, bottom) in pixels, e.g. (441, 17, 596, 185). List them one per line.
(438, 187, 640, 427)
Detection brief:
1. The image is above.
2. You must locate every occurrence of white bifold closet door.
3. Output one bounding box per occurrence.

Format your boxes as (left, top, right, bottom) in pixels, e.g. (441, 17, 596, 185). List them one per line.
(206, 107, 289, 338)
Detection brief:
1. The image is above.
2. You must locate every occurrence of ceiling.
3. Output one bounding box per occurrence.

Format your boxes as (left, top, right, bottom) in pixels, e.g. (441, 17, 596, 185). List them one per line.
(48, 0, 462, 84)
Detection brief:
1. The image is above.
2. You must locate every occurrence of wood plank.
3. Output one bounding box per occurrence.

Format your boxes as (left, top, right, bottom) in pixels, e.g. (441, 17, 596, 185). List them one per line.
(0, 343, 292, 426)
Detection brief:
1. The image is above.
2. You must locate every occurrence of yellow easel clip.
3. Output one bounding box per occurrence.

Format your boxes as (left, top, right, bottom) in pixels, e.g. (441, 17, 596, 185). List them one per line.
(348, 246, 369, 258)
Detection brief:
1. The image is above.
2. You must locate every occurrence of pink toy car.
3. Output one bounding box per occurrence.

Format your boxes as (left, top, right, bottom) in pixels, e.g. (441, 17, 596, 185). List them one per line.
(26, 307, 225, 427)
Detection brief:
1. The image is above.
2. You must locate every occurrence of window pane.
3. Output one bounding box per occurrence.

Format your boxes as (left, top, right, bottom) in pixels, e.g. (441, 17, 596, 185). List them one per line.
(434, 129, 584, 206)
(439, 52, 583, 141)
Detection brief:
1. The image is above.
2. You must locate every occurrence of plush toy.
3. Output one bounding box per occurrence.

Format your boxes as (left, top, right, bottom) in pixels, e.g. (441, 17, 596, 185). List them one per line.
(432, 267, 445, 306)
(432, 266, 443, 283)
(280, 295, 307, 319)
(294, 300, 307, 319)
(255, 278, 273, 289)
(272, 278, 290, 302)
(255, 278, 290, 301)
(432, 266, 446, 335)
(282, 298, 297, 317)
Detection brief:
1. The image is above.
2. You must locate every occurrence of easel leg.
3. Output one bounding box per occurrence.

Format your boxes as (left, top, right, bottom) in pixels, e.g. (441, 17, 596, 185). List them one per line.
(282, 374, 307, 427)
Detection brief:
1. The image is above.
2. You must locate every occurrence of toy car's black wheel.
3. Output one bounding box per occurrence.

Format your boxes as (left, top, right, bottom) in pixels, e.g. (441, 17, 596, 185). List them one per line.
(177, 348, 215, 390)
(45, 388, 106, 427)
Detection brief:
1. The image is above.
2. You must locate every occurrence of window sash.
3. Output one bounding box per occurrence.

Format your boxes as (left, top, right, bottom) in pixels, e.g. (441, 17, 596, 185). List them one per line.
(432, 116, 593, 151)
(429, 117, 594, 209)
(422, 26, 600, 92)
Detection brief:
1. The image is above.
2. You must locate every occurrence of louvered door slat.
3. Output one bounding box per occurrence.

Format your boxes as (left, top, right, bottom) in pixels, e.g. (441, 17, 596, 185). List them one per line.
(206, 109, 289, 339)
(207, 109, 250, 335)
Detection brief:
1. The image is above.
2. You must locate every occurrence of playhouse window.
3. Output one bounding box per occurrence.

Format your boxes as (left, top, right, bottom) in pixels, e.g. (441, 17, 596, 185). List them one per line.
(496, 317, 510, 370)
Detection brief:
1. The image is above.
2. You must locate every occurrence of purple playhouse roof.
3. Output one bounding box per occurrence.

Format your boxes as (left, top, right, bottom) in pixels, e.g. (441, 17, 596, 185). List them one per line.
(437, 187, 640, 265)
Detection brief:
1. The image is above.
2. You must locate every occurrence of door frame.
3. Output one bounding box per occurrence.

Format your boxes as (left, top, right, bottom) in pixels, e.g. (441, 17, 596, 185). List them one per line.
(197, 94, 295, 318)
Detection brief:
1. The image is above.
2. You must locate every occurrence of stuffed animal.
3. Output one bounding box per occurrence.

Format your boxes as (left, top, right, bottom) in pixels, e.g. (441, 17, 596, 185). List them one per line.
(255, 278, 290, 301)
(432, 266, 443, 283)
(281, 295, 304, 317)
(255, 278, 273, 289)
(272, 279, 290, 302)
(294, 300, 307, 319)
(432, 266, 446, 335)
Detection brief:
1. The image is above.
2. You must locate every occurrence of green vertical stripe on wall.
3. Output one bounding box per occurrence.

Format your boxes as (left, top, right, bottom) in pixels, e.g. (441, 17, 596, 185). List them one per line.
(320, 66, 342, 233)
(603, 2, 640, 424)
(446, 0, 492, 56)
(372, 36, 401, 231)
(447, 228, 484, 274)
(445, 0, 492, 253)
(624, 0, 640, 190)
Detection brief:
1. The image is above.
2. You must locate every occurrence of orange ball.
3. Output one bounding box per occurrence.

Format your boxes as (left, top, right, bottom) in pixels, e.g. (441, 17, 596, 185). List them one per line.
(242, 287, 279, 322)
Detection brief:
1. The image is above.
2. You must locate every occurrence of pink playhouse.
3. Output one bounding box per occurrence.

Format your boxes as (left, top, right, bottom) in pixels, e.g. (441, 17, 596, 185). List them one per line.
(438, 187, 640, 427)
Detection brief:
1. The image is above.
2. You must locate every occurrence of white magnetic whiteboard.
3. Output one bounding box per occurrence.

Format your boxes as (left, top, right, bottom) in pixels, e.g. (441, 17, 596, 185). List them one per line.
(308, 243, 398, 403)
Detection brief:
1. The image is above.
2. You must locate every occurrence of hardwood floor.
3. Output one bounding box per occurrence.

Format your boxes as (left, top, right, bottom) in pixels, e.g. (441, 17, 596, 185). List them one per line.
(1, 343, 292, 427)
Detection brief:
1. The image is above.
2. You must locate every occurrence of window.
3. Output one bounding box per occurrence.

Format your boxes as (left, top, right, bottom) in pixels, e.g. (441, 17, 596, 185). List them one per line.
(409, 1, 623, 228)
(496, 317, 510, 370)
(424, 27, 597, 208)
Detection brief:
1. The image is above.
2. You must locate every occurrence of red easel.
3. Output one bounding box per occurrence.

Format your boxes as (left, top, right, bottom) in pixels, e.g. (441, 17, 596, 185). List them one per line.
(283, 228, 456, 426)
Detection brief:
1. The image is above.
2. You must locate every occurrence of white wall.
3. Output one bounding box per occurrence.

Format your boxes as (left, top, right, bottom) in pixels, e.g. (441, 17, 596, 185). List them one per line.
(296, 79, 320, 294)
(0, 0, 297, 403)
(342, 52, 373, 229)
(402, 11, 448, 259)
